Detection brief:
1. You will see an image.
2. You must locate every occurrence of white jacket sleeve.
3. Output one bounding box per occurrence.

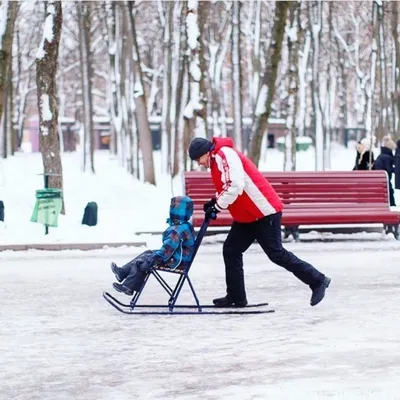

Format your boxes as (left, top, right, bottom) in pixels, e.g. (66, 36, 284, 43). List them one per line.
(214, 147, 245, 210)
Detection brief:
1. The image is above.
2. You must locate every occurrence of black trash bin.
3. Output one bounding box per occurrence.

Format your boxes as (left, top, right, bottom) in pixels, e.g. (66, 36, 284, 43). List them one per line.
(82, 202, 98, 226)
(0, 200, 4, 222)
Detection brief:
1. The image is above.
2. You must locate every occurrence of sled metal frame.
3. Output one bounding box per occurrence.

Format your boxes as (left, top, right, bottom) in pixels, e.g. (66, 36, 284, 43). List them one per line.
(103, 215, 275, 315)
(102, 291, 274, 315)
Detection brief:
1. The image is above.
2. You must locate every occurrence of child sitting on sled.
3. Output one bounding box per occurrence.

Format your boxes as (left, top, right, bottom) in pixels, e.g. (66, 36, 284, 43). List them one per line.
(110, 196, 196, 296)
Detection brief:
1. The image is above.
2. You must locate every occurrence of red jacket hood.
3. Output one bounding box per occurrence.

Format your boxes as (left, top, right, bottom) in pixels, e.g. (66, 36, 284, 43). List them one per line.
(212, 137, 234, 153)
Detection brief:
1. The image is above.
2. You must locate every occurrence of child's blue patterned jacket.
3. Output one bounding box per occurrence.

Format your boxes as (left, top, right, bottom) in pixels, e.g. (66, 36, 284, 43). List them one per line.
(152, 196, 196, 270)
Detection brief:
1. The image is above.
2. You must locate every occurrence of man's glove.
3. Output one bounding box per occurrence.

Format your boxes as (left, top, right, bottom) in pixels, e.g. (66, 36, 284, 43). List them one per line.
(204, 204, 220, 220)
(203, 197, 216, 212)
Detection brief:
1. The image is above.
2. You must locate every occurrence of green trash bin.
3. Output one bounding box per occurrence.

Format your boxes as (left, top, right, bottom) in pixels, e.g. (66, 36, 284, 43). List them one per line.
(31, 188, 63, 227)
(296, 137, 312, 152)
(276, 136, 312, 152)
(276, 137, 286, 152)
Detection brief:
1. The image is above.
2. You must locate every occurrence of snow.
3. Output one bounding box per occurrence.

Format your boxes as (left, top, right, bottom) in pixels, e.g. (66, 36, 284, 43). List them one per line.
(1, 242, 400, 399)
(186, 11, 200, 50)
(286, 26, 297, 42)
(133, 81, 144, 98)
(183, 101, 194, 119)
(189, 81, 202, 111)
(36, 2, 55, 59)
(189, 58, 201, 81)
(255, 84, 268, 116)
(295, 136, 313, 144)
(59, 116, 75, 124)
(1, 144, 400, 247)
(0, 151, 179, 246)
(2, 144, 400, 398)
(40, 94, 53, 122)
(276, 136, 312, 145)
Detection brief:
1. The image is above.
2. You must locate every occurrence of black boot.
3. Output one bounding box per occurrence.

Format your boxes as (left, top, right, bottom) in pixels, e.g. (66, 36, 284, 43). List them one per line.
(111, 262, 124, 283)
(213, 295, 248, 308)
(113, 282, 134, 296)
(310, 277, 331, 306)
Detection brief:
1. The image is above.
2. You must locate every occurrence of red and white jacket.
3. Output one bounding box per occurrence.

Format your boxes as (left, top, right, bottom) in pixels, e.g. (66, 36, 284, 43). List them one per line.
(210, 137, 283, 223)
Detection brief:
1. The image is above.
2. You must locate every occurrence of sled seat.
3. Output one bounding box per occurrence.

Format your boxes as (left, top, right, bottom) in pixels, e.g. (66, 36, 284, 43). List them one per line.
(184, 170, 400, 240)
(154, 263, 185, 274)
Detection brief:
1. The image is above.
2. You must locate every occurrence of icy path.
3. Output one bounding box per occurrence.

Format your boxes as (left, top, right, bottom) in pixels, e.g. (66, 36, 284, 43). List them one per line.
(1, 242, 400, 400)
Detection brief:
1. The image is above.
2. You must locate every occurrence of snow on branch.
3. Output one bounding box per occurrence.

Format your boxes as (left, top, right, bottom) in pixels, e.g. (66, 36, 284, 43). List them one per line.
(186, 2, 200, 50)
(0, 0, 9, 51)
(40, 94, 52, 122)
(36, 1, 56, 59)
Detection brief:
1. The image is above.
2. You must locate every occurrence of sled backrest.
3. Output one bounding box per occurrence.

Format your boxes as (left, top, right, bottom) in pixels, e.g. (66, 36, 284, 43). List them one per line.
(185, 216, 212, 272)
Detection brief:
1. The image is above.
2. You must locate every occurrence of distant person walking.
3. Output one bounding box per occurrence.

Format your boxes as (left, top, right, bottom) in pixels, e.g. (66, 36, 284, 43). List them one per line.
(353, 138, 374, 171)
(394, 140, 400, 192)
(374, 135, 396, 206)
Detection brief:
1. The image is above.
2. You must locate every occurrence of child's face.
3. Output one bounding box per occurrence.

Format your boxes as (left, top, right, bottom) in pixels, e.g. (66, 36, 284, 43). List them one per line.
(196, 153, 210, 169)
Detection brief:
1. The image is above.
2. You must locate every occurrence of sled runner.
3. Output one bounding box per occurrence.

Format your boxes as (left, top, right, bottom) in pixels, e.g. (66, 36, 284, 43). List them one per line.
(103, 215, 275, 315)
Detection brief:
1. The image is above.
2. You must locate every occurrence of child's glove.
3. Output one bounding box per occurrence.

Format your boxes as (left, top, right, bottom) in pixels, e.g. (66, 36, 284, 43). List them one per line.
(203, 197, 216, 212)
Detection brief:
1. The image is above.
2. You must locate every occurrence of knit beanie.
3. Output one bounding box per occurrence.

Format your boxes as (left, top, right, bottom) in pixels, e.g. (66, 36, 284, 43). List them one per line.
(188, 137, 213, 160)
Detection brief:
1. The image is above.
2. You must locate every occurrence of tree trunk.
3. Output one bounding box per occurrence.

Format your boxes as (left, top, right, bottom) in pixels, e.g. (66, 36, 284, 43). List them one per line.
(208, 2, 230, 138)
(161, 1, 173, 174)
(231, 0, 243, 150)
(172, 1, 187, 177)
(376, 0, 389, 136)
(0, 0, 18, 129)
(1, 62, 9, 158)
(246, 0, 262, 112)
(8, 54, 17, 154)
(324, 1, 335, 170)
(308, 0, 324, 171)
(78, 1, 95, 173)
(391, 1, 400, 133)
(36, 1, 64, 211)
(248, 1, 289, 166)
(120, 3, 136, 176)
(284, 2, 301, 171)
(184, 0, 210, 139)
(127, 1, 156, 185)
(333, 7, 368, 134)
(333, 3, 348, 145)
(365, 1, 378, 142)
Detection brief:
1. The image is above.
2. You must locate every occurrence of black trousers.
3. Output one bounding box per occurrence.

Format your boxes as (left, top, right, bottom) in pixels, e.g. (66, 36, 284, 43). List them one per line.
(222, 212, 325, 302)
(389, 184, 396, 206)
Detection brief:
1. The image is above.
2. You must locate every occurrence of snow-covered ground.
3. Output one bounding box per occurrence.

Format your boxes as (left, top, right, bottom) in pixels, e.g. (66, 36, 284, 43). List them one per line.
(2, 142, 390, 246)
(1, 241, 400, 400)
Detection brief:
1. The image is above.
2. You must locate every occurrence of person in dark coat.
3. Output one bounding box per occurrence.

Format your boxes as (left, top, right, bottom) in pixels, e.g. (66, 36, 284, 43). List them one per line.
(353, 138, 375, 170)
(110, 196, 196, 295)
(374, 136, 396, 206)
(394, 140, 400, 190)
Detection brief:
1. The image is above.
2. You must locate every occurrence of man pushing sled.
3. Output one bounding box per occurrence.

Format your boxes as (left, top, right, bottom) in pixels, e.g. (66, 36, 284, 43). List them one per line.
(187, 136, 331, 308)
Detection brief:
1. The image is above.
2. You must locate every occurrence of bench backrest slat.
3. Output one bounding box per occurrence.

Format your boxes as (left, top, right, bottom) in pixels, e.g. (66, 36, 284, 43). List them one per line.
(184, 170, 390, 205)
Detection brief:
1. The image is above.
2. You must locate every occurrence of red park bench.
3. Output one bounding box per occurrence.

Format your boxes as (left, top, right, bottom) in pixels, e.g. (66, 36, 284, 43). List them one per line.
(184, 170, 400, 241)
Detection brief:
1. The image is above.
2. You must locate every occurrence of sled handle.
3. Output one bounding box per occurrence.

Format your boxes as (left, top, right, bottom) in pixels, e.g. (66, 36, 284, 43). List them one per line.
(189, 215, 215, 265)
